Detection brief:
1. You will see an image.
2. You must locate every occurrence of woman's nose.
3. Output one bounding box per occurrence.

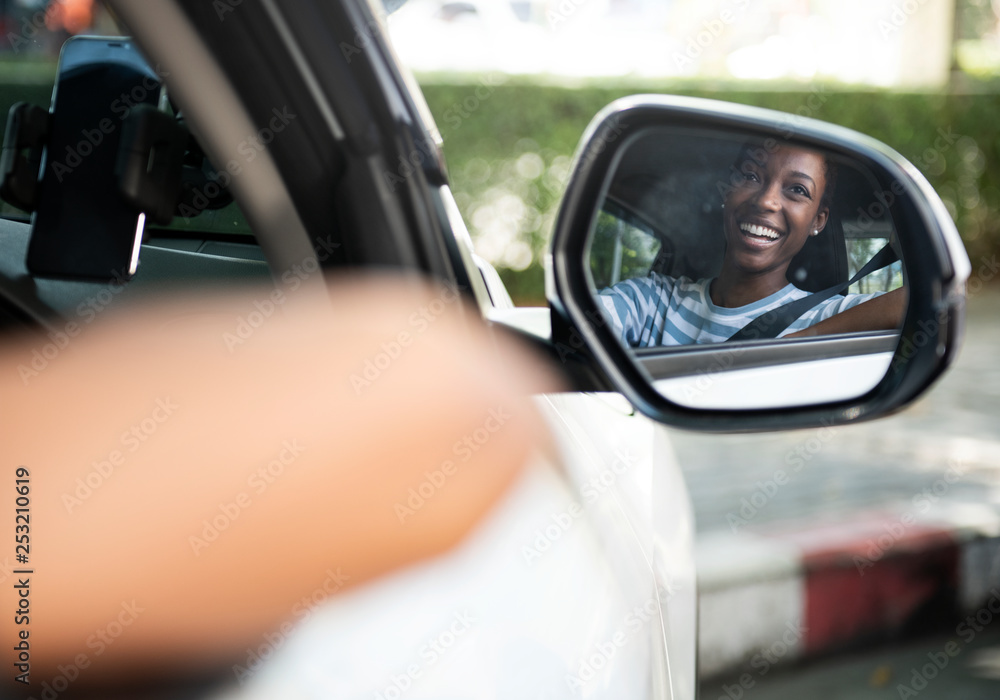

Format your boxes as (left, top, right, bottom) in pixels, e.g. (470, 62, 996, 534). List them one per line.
(753, 181, 781, 211)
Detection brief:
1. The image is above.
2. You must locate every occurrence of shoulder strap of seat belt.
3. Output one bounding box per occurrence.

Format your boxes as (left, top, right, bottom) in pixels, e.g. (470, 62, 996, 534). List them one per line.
(726, 243, 899, 343)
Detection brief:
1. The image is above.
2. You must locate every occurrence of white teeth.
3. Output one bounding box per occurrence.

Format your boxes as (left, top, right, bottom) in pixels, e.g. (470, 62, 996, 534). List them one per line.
(740, 223, 780, 239)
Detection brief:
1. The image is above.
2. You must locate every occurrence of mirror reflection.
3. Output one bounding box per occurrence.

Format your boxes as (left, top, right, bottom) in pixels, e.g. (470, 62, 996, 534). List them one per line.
(590, 128, 906, 349)
(587, 127, 908, 409)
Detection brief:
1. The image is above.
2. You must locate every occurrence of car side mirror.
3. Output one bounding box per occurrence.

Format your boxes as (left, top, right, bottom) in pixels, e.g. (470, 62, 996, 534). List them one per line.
(548, 95, 970, 431)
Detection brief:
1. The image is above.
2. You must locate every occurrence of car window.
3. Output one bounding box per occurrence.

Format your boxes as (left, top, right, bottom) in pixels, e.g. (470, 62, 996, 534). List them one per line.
(844, 230, 904, 295)
(588, 203, 662, 289)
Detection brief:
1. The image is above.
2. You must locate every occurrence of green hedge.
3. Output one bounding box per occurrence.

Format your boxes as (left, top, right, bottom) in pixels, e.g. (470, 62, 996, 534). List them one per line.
(421, 80, 1000, 304)
(3, 75, 996, 305)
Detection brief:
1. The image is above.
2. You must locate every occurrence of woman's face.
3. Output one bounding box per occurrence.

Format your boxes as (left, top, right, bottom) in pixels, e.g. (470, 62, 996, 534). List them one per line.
(722, 144, 829, 279)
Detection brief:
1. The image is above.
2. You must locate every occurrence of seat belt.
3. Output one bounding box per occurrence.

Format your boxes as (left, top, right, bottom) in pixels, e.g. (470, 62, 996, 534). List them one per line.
(726, 244, 899, 342)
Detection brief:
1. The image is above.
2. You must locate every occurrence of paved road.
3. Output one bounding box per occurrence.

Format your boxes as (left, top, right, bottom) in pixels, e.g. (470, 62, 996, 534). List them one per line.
(669, 287, 1000, 536)
(700, 627, 1000, 700)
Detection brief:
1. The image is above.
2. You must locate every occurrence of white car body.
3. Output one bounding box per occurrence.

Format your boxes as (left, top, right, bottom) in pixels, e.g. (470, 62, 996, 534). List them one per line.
(221, 191, 698, 700)
(227, 400, 695, 699)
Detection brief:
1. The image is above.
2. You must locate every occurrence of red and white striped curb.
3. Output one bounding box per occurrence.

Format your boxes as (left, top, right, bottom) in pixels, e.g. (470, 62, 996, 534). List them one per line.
(695, 504, 1000, 679)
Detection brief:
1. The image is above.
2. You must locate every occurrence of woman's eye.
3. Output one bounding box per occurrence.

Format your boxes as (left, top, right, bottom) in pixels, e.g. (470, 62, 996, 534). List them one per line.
(790, 184, 811, 197)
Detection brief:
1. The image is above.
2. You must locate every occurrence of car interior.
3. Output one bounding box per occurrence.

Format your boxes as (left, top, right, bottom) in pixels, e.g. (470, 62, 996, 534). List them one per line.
(0, 39, 272, 337)
(591, 127, 903, 294)
(586, 126, 906, 368)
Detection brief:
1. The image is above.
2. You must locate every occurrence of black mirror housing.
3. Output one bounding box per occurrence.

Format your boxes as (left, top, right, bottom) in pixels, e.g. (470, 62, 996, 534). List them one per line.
(548, 95, 970, 432)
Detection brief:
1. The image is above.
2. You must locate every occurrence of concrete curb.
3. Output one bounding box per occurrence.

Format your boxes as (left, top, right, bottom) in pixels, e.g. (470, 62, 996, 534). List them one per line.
(695, 505, 1000, 680)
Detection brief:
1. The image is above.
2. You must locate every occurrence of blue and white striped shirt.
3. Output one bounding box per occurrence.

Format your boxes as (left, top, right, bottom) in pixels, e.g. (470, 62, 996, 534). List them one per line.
(598, 275, 881, 347)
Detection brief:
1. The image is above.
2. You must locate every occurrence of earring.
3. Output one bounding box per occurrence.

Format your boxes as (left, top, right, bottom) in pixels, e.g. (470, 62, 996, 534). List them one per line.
(721, 203, 725, 209)
(811, 229, 819, 236)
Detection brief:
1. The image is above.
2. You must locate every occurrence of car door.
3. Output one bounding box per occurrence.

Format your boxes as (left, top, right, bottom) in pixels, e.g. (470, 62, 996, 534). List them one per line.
(102, 1, 686, 698)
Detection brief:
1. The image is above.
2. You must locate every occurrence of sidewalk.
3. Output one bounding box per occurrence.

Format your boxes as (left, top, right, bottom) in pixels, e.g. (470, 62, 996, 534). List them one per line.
(670, 289, 1000, 679)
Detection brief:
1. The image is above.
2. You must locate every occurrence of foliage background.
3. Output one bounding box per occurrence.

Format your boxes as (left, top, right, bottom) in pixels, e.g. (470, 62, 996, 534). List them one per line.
(420, 79, 1000, 304)
(1, 71, 996, 306)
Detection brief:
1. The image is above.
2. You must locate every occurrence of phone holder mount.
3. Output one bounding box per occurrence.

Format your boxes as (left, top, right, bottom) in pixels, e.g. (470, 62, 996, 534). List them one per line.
(0, 102, 50, 213)
(116, 105, 187, 225)
(0, 95, 243, 284)
(0, 100, 194, 226)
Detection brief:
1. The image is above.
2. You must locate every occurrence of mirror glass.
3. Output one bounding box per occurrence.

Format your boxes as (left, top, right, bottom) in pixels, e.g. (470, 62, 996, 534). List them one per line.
(587, 127, 907, 410)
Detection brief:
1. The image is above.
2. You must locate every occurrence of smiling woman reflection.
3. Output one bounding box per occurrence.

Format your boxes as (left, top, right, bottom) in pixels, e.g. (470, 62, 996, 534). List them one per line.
(598, 141, 906, 347)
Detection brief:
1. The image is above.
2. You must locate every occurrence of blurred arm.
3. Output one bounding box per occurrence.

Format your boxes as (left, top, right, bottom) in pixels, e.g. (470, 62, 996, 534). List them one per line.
(0, 275, 560, 687)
